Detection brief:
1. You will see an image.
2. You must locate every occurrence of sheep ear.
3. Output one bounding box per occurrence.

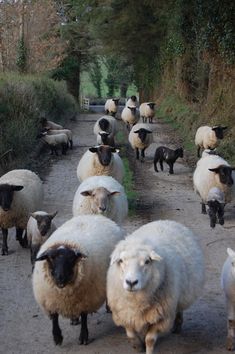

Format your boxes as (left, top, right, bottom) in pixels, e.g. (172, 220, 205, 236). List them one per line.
(150, 250, 162, 261)
(208, 168, 219, 173)
(49, 211, 58, 219)
(74, 250, 88, 259)
(81, 190, 92, 196)
(110, 250, 120, 265)
(35, 249, 58, 262)
(89, 147, 98, 153)
(227, 248, 235, 258)
(146, 130, 152, 134)
(222, 126, 228, 130)
(134, 130, 140, 134)
(110, 191, 120, 196)
(12, 185, 24, 191)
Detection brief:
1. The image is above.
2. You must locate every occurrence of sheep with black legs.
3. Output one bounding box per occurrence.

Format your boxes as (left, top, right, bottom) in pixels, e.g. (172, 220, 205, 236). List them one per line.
(154, 146, 184, 174)
(139, 102, 156, 123)
(32, 215, 124, 346)
(27, 211, 57, 267)
(128, 123, 153, 161)
(107, 220, 204, 354)
(0, 169, 43, 255)
(77, 145, 124, 183)
(193, 154, 234, 216)
(221, 247, 235, 351)
(104, 98, 119, 117)
(121, 106, 140, 130)
(195, 125, 227, 157)
(72, 176, 128, 225)
(44, 128, 73, 149)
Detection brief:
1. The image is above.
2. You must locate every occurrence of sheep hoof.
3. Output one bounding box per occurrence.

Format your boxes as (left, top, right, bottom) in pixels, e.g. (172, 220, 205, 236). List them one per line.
(129, 338, 145, 352)
(226, 336, 234, 351)
(79, 334, 88, 345)
(54, 334, 63, 346)
(1, 247, 8, 256)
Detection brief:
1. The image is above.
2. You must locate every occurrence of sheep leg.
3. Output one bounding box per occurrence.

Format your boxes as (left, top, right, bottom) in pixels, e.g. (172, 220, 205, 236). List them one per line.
(160, 160, 164, 171)
(126, 327, 145, 352)
(16, 228, 28, 248)
(69, 139, 73, 149)
(141, 148, 146, 161)
(168, 162, 174, 174)
(1, 228, 8, 255)
(226, 303, 235, 351)
(30, 244, 40, 266)
(79, 312, 88, 345)
(218, 205, 225, 225)
(154, 158, 159, 172)
(172, 311, 183, 333)
(145, 324, 159, 354)
(201, 203, 207, 214)
(50, 313, 63, 345)
(135, 148, 140, 160)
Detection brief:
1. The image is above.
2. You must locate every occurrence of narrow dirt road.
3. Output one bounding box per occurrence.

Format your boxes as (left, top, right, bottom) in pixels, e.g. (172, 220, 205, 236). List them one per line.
(0, 112, 235, 354)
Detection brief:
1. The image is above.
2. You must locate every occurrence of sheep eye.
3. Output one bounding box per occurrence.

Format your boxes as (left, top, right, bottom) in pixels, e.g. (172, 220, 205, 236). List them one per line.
(145, 259, 151, 265)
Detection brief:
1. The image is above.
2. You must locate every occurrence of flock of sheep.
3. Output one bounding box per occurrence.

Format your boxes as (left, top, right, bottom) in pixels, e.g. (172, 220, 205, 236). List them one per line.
(0, 96, 235, 353)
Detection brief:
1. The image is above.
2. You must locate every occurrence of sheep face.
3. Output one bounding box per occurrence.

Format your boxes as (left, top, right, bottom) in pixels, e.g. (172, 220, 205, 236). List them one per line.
(207, 200, 225, 228)
(99, 118, 110, 132)
(81, 187, 119, 214)
(134, 128, 152, 143)
(89, 145, 117, 166)
(112, 98, 119, 105)
(31, 211, 57, 236)
(212, 126, 227, 139)
(0, 184, 24, 211)
(99, 132, 110, 145)
(111, 247, 162, 292)
(35, 246, 86, 288)
(175, 147, 184, 158)
(147, 102, 155, 110)
(128, 106, 137, 114)
(130, 95, 137, 102)
(209, 165, 235, 186)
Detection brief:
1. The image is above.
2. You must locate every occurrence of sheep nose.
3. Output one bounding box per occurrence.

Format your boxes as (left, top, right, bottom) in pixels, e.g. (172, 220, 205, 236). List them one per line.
(99, 206, 106, 212)
(126, 279, 138, 288)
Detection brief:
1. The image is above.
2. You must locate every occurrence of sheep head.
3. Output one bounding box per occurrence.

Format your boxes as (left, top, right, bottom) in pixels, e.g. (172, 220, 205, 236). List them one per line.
(0, 184, 24, 212)
(35, 246, 87, 288)
(31, 211, 57, 236)
(111, 244, 163, 292)
(212, 125, 228, 139)
(81, 187, 119, 214)
(134, 128, 152, 143)
(208, 165, 235, 186)
(89, 145, 118, 166)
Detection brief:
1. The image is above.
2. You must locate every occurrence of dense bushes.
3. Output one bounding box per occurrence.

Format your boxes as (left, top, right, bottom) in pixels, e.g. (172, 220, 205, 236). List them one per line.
(0, 73, 78, 171)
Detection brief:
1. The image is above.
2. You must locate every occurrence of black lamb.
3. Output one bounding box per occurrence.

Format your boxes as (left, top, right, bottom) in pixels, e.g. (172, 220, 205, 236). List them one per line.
(154, 146, 184, 174)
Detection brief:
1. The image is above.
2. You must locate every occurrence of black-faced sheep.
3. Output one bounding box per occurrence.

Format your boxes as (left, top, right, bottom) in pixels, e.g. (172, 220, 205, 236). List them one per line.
(0, 169, 43, 255)
(121, 106, 139, 130)
(104, 98, 119, 117)
(195, 125, 227, 157)
(38, 132, 69, 155)
(107, 220, 204, 354)
(76, 145, 124, 183)
(139, 102, 156, 123)
(126, 95, 138, 107)
(32, 215, 124, 346)
(45, 129, 73, 149)
(128, 123, 153, 161)
(154, 146, 184, 174)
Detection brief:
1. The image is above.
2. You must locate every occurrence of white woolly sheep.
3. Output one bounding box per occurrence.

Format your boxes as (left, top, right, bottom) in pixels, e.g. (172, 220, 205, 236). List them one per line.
(139, 102, 156, 124)
(195, 125, 227, 157)
(38, 132, 69, 155)
(128, 123, 153, 161)
(221, 247, 235, 351)
(193, 154, 234, 215)
(0, 169, 43, 255)
(125, 95, 138, 107)
(41, 118, 63, 130)
(206, 187, 225, 228)
(45, 129, 73, 149)
(32, 214, 125, 346)
(76, 145, 124, 183)
(107, 220, 204, 354)
(72, 176, 128, 225)
(121, 106, 140, 130)
(27, 211, 57, 266)
(93, 116, 117, 146)
(104, 98, 119, 117)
